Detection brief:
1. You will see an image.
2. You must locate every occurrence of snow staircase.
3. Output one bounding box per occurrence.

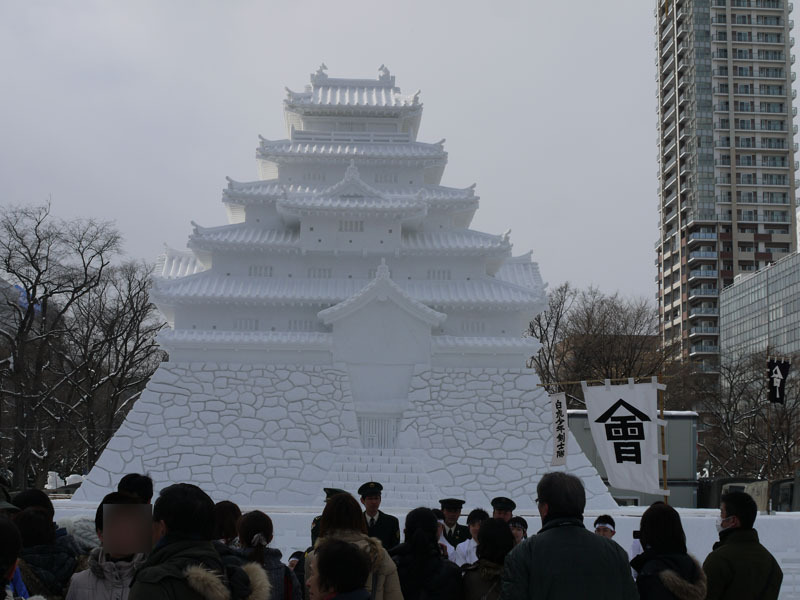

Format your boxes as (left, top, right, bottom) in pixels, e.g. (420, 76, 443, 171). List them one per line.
(323, 448, 442, 509)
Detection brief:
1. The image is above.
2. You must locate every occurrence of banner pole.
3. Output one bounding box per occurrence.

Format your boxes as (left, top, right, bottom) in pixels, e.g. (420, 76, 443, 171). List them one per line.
(659, 376, 669, 505)
(767, 400, 772, 514)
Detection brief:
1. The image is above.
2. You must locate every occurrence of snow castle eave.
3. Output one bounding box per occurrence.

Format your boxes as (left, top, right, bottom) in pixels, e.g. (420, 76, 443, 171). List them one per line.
(318, 261, 446, 327)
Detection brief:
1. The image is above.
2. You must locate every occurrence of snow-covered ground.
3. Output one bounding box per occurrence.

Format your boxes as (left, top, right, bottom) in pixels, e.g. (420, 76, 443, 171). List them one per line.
(54, 500, 800, 599)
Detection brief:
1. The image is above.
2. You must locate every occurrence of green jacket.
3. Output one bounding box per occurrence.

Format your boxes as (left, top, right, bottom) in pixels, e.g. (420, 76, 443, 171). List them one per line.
(500, 517, 638, 600)
(128, 538, 270, 600)
(702, 528, 782, 600)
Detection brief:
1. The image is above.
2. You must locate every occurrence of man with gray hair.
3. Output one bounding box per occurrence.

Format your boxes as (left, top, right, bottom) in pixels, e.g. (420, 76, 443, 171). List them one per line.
(501, 472, 637, 600)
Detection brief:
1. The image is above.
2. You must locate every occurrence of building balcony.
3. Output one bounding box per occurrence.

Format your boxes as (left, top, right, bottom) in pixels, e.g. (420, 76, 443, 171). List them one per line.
(758, 160, 792, 168)
(688, 232, 718, 243)
(688, 271, 719, 282)
(688, 288, 720, 299)
(689, 327, 720, 337)
(692, 362, 720, 374)
(690, 345, 720, 356)
(689, 307, 720, 318)
(664, 209, 679, 226)
(737, 213, 792, 223)
(688, 251, 719, 262)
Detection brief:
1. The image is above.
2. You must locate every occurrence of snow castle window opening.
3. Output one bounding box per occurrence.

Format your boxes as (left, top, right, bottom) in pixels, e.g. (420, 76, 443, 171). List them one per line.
(358, 416, 399, 449)
(308, 267, 332, 279)
(288, 319, 315, 331)
(338, 122, 367, 132)
(248, 265, 273, 277)
(233, 318, 259, 331)
(339, 220, 364, 233)
(461, 320, 486, 334)
(375, 172, 399, 184)
(427, 269, 452, 280)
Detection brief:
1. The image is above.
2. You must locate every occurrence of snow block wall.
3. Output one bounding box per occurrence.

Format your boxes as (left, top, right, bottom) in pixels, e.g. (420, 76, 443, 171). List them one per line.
(75, 361, 616, 510)
(400, 367, 614, 510)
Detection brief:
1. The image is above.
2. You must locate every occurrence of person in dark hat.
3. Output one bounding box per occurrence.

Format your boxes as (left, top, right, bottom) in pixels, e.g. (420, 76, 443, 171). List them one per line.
(358, 482, 400, 551)
(491, 497, 516, 522)
(311, 488, 348, 546)
(438, 499, 470, 548)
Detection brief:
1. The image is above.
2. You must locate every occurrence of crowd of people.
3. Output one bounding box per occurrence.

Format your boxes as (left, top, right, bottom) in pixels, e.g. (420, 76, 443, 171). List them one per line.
(0, 471, 785, 600)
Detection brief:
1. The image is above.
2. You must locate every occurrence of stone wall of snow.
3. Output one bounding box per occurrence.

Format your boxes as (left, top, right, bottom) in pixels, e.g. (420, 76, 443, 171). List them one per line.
(74, 362, 616, 510)
(399, 366, 615, 510)
(74, 363, 361, 505)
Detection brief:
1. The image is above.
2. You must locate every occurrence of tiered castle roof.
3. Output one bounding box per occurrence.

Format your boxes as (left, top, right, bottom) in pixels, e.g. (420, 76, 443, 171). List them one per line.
(153, 66, 545, 364)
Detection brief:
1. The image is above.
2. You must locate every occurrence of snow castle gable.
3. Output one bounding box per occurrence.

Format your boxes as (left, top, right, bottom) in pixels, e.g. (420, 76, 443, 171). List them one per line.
(319, 259, 445, 367)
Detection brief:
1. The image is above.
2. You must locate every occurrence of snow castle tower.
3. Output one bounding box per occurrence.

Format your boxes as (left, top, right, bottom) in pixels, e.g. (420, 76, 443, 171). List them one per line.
(75, 66, 616, 510)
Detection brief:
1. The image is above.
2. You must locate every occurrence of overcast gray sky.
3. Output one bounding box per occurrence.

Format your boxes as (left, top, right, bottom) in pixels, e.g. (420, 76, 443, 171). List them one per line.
(0, 0, 659, 299)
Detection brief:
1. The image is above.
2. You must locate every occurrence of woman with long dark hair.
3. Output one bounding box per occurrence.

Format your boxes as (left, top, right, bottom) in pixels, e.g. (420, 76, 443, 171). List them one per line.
(213, 500, 242, 547)
(630, 503, 707, 600)
(238, 510, 302, 600)
(462, 518, 514, 600)
(389, 507, 463, 600)
(305, 494, 402, 600)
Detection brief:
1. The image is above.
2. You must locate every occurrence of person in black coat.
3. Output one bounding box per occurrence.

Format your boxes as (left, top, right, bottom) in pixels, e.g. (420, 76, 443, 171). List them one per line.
(390, 507, 462, 600)
(630, 502, 707, 600)
(359, 482, 400, 551)
(438, 499, 469, 549)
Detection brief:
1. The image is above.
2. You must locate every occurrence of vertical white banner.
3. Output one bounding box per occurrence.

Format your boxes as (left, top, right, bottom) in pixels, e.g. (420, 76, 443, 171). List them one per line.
(550, 392, 568, 466)
(582, 379, 665, 495)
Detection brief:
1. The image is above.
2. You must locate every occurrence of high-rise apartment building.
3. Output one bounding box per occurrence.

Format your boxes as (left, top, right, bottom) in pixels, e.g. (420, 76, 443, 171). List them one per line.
(656, 0, 798, 371)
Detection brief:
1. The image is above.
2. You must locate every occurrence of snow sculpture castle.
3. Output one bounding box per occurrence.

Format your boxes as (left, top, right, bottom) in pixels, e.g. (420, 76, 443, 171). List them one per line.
(76, 66, 615, 510)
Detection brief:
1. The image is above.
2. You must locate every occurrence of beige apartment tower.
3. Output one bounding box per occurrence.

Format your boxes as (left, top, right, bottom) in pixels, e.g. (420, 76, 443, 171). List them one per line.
(656, 0, 798, 370)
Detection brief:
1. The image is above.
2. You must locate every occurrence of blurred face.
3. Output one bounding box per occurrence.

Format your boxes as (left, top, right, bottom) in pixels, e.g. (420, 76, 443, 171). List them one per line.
(288, 558, 299, 570)
(493, 509, 512, 522)
(594, 525, 615, 539)
(719, 503, 739, 529)
(307, 556, 330, 600)
(101, 505, 152, 558)
(361, 495, 381, 516)
(468, 521, 482, 541)
(510, 525, 525, 544)
(436, 522, 444, 538)
(442, 508, 460, 527)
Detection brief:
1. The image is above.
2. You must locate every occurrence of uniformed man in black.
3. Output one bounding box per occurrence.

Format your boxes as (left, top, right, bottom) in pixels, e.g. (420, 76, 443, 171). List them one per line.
(491, 496, 516, 522)
(439, 498, 470, 548)
(358, 481, 400, 550)
(311, 487, 348, 546)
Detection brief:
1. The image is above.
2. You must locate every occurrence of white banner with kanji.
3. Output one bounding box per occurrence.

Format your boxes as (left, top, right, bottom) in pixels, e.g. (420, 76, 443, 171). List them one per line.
(549, 393, 568, 466)
(582, 379, 666, 495)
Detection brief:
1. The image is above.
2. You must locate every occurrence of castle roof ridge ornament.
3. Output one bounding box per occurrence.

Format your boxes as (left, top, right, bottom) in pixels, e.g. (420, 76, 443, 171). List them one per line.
(311, 63, 329, 84)
(378, 64, 394, 85)
(344, 158, 359, 180)
(376, 258, 391, 279)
